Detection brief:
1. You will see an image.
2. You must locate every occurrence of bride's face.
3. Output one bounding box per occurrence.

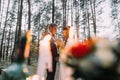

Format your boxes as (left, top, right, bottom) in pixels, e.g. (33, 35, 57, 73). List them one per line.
(63, 29, 69, 38)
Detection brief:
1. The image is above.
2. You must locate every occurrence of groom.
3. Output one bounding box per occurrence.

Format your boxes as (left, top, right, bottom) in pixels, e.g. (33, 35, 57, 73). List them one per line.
(46, 23, 59, 80)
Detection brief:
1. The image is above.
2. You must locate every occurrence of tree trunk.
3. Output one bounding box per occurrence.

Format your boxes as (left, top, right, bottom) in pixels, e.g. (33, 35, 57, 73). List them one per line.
(83, 0, 87, 40)
(87, 6, 90, 38)
(86, 0, 90, 38)
(66, 0, 68, 25)
(75, 0, 79, 39)
(90, 0, 96, 36)
(28, 0, 31, 30)
(0, 0, 1, 12)
(63, 0, 67, 27)
(2, 37, 6, 60)
(11, 0, 23, 61)
(62, 0, 64, 27)
(52, 0, 55, 23)
(11, 0, 20, 62)
(71, 0, 73, 26)
(38, 16, 41, 45)
(27, 0, 31, 65)
(0, 0, 10, 59)
(6, 26, 11, 60)
(18, 0, 23, 40)
(10, 31, 13, 61)
(0, 0, 5, 29)
(65, 0, 67, 27)
(93, 0, 96, 36)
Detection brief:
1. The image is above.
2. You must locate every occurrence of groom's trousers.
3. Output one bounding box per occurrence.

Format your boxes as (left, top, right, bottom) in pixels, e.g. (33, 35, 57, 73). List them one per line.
(46, 60, 57, 80)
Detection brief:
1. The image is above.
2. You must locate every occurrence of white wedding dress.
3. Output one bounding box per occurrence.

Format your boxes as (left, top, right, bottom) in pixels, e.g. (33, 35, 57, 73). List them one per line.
(59, 27, 78, 80)
(36, 35, 52, 80)
(59, 40, 75, 80)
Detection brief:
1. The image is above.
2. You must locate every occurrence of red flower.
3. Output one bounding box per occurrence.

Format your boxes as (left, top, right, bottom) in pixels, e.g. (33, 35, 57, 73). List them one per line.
(69, 39, 95, 58)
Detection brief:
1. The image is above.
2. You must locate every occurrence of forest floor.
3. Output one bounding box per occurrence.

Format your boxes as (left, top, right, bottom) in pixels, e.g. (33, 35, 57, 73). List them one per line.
(0, 52, 38, 80)
(0, 60, 37, 80)
(0, 54, 60, 80)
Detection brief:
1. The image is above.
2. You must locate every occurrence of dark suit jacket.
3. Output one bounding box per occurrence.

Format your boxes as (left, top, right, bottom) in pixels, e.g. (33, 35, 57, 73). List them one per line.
(50, 37, 59, 62)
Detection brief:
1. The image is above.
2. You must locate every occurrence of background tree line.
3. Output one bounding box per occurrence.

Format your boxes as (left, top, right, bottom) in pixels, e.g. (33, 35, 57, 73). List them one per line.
(0, 0, 120, 62)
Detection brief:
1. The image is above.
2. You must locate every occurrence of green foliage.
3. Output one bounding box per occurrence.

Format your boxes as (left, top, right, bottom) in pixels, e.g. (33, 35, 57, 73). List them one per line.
(80, 0, 84, 9)
(73, 0, 79, 8)
(34, 0, 42, 3)
(31, 41, 38, 54)
(32, 0, 53, 34)
(112, 0, 118, 4)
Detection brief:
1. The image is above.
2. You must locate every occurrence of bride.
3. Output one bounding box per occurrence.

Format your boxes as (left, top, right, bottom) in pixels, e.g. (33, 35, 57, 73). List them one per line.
(57, 26, 76, 80)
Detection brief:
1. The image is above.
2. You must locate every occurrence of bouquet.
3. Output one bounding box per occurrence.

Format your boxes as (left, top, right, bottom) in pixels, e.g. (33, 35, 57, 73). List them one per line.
(62, 38, 120, 80)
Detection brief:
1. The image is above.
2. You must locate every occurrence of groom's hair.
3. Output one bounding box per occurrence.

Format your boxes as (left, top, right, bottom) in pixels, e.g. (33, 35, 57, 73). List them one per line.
(49, 23, 57, 29)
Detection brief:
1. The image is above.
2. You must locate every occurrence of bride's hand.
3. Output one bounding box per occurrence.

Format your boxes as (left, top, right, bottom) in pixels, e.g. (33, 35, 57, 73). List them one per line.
(56, 39, 64, 48)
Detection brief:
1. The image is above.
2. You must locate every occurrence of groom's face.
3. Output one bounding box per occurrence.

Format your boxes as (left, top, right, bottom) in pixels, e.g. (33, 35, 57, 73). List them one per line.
(50, 26, 57, 36)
